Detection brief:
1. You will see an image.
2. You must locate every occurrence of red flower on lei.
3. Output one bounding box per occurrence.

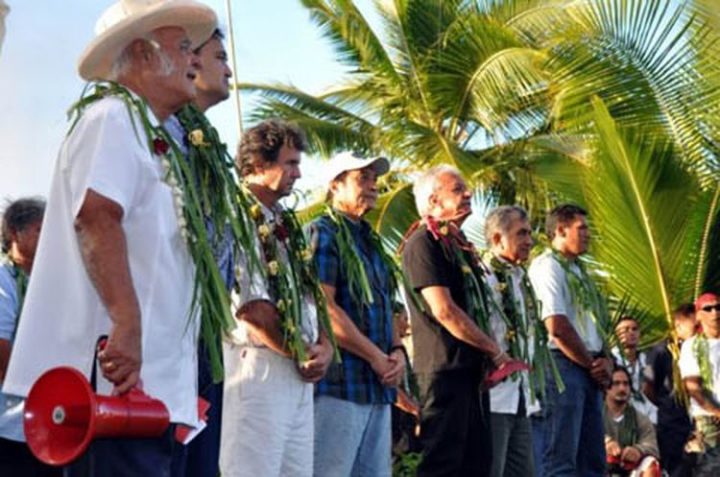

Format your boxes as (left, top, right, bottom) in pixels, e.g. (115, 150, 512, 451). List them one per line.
(274, 221, 290, 242)
(153, 137, 170, 156)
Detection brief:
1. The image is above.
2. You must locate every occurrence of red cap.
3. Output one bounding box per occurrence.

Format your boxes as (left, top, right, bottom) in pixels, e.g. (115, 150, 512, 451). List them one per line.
(695, 293, 719, 311)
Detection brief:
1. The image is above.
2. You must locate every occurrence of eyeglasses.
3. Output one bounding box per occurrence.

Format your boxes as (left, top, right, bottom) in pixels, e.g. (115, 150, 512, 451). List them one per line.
(701, 304, 720, 312)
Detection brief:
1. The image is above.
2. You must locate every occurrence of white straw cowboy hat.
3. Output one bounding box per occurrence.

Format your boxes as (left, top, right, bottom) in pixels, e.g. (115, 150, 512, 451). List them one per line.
(78, 0, 217, 81)
(327, 151, 390, 183)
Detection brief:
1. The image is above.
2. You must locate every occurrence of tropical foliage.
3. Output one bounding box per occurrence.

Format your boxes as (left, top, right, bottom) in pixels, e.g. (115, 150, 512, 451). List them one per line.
(240, 0, 720, 342)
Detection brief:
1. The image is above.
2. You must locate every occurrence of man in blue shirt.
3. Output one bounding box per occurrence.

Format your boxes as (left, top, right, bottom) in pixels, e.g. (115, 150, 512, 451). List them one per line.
(0, 197, 58, 476)
(310, 151, 405, 477)
(164, 28, 236, 477)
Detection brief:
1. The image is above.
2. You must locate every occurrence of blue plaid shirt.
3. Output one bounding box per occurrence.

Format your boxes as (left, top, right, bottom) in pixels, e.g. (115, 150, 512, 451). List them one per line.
(309, 212, 396, 404)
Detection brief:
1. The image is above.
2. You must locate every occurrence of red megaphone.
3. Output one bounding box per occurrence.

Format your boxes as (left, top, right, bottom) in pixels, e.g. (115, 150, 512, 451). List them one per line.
(23, 366, 170, 466)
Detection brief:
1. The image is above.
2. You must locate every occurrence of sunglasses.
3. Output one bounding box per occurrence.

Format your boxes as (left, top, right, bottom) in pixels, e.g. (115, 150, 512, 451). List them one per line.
(701, 304, 720, 312)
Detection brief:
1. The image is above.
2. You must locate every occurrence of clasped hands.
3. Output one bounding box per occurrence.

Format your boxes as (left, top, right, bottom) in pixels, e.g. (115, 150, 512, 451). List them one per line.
(370, 349, 406, 387)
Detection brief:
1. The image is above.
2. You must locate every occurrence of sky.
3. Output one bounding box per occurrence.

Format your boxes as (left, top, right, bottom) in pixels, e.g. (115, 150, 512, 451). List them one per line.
(0, 0, 375, 202)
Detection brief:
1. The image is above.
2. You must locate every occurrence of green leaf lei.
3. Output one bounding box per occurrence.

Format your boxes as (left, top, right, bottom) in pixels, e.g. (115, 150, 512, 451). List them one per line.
(550, 249, 612, 343)
(692, 333, 714, 394)
(324, 208, 426, 398)
(483, 253, 563, 397)
(175, 104, 261, 381)
(420, 217, 491, 333)
(325, 207, 426, 315)
(68, 82, 249, 382)
(13, 264, 28, 319)
(246, 196, 339, 362)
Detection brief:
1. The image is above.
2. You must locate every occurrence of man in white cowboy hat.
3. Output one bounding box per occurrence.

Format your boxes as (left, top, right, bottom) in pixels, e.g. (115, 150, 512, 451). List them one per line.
(2, 1, 217, 475)
(309, 151, 405, 477)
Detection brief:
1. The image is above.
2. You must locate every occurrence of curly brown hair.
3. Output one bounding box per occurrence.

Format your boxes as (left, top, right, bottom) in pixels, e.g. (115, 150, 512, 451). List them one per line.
(236, 119, 307, 177)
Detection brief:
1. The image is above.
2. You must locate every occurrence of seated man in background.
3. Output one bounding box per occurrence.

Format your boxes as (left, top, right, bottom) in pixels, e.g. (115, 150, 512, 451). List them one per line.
(613, 316, 657, 423)
(604, 366, 660, 477)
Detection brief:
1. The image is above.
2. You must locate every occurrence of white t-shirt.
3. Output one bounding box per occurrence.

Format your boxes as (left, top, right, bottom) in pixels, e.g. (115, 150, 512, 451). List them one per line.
(485, 258, 539, 415)
(528, 250, 603, 353)
(2, 96, 200, 427)
(678, 335, 720, 418)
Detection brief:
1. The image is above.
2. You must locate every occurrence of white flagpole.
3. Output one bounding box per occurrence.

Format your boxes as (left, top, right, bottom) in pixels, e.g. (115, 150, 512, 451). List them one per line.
(0, 1, 9, 56)
(224, 0, 244, 136)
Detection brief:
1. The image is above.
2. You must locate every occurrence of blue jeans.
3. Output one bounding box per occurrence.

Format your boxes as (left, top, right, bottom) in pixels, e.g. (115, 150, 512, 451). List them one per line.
(314, 395, 391, 477)
(534, 353, 606, 477)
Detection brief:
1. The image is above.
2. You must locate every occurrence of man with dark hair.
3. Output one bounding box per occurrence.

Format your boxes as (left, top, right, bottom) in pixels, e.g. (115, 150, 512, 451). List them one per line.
(164, 26, 239, 477)
(235, 119, 308, 178)
(679, 293, 720, 476)
(220, 119, 334, 477)
(613, 316, 657, 423)
(0, 198, 58, 476)
(644, 304, 695, 476)
(604, 366, 660, 477)
(0, 199, 44, 257)
(309, 151, 403, 476)
(484, 205, 547, 477)
(529, 203, 612, 476)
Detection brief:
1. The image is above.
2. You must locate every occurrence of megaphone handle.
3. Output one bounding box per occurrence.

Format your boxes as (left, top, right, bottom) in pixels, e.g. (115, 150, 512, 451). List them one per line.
(90, 335, 109, 392)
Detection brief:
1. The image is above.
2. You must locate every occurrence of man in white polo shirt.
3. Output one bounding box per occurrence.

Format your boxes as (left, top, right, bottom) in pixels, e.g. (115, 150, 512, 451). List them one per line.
(2, 1, 217, 475)
(528, 203, 612, 477)
(679, 292, 720, 476)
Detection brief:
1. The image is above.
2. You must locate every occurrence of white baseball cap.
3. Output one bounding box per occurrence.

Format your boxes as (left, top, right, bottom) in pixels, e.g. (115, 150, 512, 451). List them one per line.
(326, 151, 390, 183)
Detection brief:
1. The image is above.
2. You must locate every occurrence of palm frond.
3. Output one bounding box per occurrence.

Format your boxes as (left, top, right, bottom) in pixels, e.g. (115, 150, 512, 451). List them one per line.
(583, 96, 704, 332)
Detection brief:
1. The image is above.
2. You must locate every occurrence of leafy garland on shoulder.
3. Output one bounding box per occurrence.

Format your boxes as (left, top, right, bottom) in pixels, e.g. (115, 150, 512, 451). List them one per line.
(324, 207, 425, 315)
(13, 264, 28, 318)
(245, 195, 339, 362)
(68, 81, 254, 382)
(550, 249, 612, 344)
(692, 333, 714, 394)
(483, 253, 563, 397)
(401, 216, 491, 333)
(173, 103, 262, 382)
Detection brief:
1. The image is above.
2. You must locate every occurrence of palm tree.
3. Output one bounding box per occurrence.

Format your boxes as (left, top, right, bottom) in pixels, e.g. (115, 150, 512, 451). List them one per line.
(241, 0, 720, 339)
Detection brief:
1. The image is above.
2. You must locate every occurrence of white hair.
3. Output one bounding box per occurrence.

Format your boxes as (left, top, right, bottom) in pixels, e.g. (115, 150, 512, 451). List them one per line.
(412, 164, 461, 216)
(107, 33, 176, 81)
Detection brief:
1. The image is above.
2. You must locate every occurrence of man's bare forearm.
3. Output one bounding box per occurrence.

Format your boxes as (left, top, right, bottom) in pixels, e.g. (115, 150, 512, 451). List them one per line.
(321, 284, 386, 365)
(75, 191, 141, 330)
(237, 299, 291, 357)
(420, 286, 502, 358)
(685, 377, 720, 416)
(435, 303, 501, 356)
(546, 315, 593, 368)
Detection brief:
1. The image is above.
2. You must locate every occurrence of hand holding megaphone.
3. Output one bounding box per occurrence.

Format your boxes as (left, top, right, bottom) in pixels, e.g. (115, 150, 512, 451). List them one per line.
(23, 335, 170, 466)
(97, 323, 141, 395)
